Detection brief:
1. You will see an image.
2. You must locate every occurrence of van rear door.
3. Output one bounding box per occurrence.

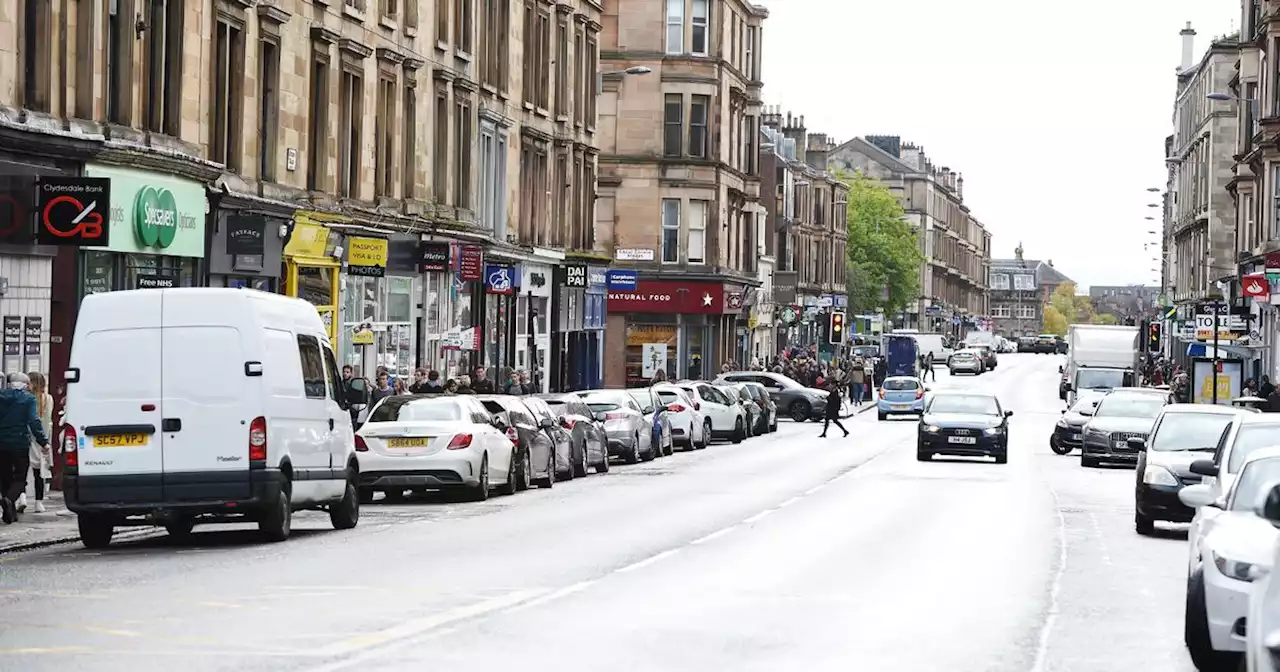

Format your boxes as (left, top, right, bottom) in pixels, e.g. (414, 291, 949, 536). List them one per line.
(159, 294, 253, 500)
(70, 293, 165, 503)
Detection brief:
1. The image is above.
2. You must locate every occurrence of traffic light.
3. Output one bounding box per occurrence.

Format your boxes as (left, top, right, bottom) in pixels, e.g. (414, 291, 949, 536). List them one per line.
(828, 311, 846, 345)
(1147, 322, 1161, 351)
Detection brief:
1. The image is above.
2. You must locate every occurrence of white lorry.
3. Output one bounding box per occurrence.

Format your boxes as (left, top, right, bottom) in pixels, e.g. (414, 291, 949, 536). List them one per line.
(1060, 324, 1140, 407)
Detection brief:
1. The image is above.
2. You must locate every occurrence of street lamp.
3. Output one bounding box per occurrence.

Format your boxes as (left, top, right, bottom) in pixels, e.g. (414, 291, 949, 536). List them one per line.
(1207, 92, 1255, 101)
(1147, 187, 1162, 192)
(597, 65, 652, 92)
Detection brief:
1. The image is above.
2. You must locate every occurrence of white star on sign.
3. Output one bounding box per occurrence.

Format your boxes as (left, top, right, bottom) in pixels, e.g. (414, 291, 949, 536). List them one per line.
(702, 293, 713, 306)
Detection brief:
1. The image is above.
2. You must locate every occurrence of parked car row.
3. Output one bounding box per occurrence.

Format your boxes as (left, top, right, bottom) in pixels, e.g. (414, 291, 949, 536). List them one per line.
(1046, 381, 1280, 671)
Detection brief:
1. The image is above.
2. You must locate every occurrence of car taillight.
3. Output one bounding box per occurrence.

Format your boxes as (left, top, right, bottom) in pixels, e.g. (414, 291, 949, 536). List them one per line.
(354, 435, 369, 452)
(916, 387, 925, 400)
(879, 388, 886, 399)
(63, 425, 77, 468)
(667, 403, 687, 413)
(605, 412, 627, 421)
(561, 417, 577, 429)
(447, 433, 473, 450)
(505, 427, 519, 445)
(249, 416, 267, 461)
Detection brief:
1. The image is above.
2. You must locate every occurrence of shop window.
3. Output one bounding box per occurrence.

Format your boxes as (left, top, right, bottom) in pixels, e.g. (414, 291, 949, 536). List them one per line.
(298, 265, 336, 308)
(625, 321, 678, 387)
(124, 254, 195, 290)
(82, 251, 115, 295)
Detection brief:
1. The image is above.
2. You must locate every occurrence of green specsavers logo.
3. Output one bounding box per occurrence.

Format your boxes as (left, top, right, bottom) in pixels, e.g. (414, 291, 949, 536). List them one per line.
(134, 186, 179, 248)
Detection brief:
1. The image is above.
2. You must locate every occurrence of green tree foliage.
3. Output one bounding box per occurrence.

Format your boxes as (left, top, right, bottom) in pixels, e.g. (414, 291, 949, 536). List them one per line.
(841, 171, 923, 315)
(1043, 305, 1068, 335)
(1048, 282, 1100, 325)
(1094, 312, 1118, 325)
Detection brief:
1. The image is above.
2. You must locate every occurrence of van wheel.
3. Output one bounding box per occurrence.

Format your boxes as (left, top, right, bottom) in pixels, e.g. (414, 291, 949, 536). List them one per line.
(465, 456, 490, 501)
(259, 483, 293, 543)
(165, 517, 195, 541)
(78, 515, 114, 549)
(329, 480, 360, 530)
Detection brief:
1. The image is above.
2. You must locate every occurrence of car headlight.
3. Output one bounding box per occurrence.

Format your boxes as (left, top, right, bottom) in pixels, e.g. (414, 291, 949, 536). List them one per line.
(1055, 418, 1069, 429)
(922, 425, 941, 433)
(1212, 551, 1267, 582)
(983, 426, 1004, 436)
(1141, 466, 1179, 487)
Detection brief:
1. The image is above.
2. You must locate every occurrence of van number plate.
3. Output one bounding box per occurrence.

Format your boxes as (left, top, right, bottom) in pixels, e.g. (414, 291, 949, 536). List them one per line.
(93, 433, 148, 447)
(386, 438, 430, 448)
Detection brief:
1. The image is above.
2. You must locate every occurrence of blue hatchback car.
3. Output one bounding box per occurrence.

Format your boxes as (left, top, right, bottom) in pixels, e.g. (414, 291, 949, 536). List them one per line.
(877, 376, 927, 421)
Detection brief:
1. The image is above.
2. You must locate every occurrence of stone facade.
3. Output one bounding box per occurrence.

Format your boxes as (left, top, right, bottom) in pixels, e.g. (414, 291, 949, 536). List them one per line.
(987, 253, 1074, 338)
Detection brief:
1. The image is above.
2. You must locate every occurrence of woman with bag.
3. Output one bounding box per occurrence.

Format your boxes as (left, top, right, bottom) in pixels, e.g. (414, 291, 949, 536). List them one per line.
(20, 372, 53, 513)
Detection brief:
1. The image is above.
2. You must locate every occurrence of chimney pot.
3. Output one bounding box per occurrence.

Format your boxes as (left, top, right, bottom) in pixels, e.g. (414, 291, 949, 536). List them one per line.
(1180, 21, 1196, 71)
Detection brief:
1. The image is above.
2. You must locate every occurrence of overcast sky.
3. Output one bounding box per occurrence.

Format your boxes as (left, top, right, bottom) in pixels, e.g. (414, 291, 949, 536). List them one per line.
(756, 0, 1238, 291)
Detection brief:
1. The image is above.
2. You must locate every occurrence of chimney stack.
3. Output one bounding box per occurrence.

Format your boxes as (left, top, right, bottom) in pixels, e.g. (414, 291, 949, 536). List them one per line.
(956, 174, 964, 201)
(1180, 22, 1196, 71)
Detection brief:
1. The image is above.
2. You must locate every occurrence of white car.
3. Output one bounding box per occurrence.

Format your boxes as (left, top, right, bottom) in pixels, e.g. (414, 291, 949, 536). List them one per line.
(1247, 456, 1280, 672)
(1188, 414, 1280, 572)
(652, 384, 709, 450)
(356, 395, 519, 502)
(1180, 447, 1280, 670)
(676, 381, 749, 444)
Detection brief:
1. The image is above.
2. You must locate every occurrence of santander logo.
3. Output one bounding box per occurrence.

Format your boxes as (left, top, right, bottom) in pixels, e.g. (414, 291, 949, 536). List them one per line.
(1243, 273, 1270, 298)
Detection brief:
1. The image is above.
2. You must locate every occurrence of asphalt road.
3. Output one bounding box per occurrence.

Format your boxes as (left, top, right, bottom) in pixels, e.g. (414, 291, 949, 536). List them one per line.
(0, 353, 1195, 671)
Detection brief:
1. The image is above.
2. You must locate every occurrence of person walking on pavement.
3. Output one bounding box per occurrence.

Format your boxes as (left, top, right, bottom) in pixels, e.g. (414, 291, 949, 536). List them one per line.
(0, 372, 49, 524)
(18, 372, 53, 514)
(819, 381, 849, 438)
(848, 359, 867, 407)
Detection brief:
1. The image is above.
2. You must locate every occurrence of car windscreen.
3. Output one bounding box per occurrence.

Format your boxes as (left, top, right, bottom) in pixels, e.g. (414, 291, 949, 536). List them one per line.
(369, 397, 466, 423)
(1076, 369, 1126, 390)
(1228, 423, 1280, 472)
(654, 389, 684, 404)
(1150, 413, 1237, 452)
(883, 379, 920, 391)
(625, 390, 653, 409)
(1230, 457, 1280, 511)
(927, 395, 999, 416)
(1093, 395, 1164, 419)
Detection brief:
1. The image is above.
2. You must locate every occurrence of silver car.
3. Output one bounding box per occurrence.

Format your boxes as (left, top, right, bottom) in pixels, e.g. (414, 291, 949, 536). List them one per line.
(948, 349, 984, 375)
(578, 390, 656, 463)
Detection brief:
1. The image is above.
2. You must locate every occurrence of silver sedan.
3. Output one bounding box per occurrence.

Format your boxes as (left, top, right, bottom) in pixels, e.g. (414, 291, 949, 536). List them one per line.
(948, 349, 985, 375)
(579, 390, 656, 463)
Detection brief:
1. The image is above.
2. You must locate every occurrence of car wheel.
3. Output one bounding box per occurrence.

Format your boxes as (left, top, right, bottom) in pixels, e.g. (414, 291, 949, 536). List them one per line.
(642, 433, 658, 462)
(329, 478, 360, 530)
(663, 435, 674, 456)
(625, 434, 642, 464)
(573, 443, 590, 478)
(534, 451, 556, 488)
(698, 419, 712, 449)
(595, 442, 611, 473)
(517, 450, 533, 491)
(465, 456, 491, 501)
(994, 451, 1008, 465)
(949, 368, 956, 376)
(78, 514, 115, 549)
(165, 516, 195, 541)
(770, 418, 778, 433)
(877, 412, 887, 421)
(259, 481, 293, 542)
(1135, 510, 1155, 536)
(1185, 570, 1239, 671)
(789, 401, 811, 423)
(732, 417, 746, 444)
(497, 451, 519, 496)
(1050, 436, 1072, 455)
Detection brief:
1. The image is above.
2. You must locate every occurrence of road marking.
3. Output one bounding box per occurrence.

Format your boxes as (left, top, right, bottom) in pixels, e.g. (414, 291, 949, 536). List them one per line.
(690, 526, 737, 545)
(803, 484, 825, 495)
(777, 496, 802, 508)
(312, 589, 548, 658)
(742, 509, 774, 524)
(81, 626, 142, 638)
(1030, 483, 1069, 672)
(1087, 512, 1112, 566)
(500, 580, 596, 614)
(0, 646, 92, 654)
(615, 549, 680, 574)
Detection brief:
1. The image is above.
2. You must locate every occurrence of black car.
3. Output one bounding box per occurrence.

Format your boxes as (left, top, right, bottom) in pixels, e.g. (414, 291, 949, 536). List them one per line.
(1034, 334, 1058, 354)
(917, 393, 1013, 463)
(1050, 396, 1099, 455)
(1132, 405, 1249, 535)
(535, 393, 611, 476)
(475, 396, 557, 488)
(713, 371, 829, 422)
(1079, 389, 1166, 468)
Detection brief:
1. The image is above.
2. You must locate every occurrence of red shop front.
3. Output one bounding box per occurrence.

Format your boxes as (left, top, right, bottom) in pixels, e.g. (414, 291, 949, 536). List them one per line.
(604, 280, 744, 387)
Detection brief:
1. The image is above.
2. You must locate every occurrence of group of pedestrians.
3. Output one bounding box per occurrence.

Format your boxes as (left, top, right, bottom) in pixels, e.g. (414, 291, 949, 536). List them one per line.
(0, 372, 52, 524)
(349, 364, 543, 403)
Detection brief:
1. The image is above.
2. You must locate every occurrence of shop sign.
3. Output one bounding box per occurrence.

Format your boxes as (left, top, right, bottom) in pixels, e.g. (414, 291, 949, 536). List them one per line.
(727, 293, 744, 310)
(2, 316, 19, 357)
(458, 245, 484, 281)
(607, 280, 723, 314)
(587, 267, 608, 288)
(347, 237, 389, 277)
(36, 176, 111, 246)
(615, 248, 654, 262)
(558, 264, 587, 288)
(772, 271, 797, 304)
(284, 220, 331, 258)
(83, 165, 205, 257)
(22, 316, 40, 357)
(418, 242, 451, 273)
(485, 264, 516, 295)
(1243, 273, 1270, 300)
(607, 270, 638, 291)
(225, 215, 266, 256)
(136, 273, 177, 289)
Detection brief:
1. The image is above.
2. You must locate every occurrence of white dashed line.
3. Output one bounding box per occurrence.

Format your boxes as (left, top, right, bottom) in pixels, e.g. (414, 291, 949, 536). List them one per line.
(742, 509, 775, 524)
(1030, 483, 1069, 672)
(500, 580, 596, 614)
(690, 526, 737, 545)
(615, 549, 680, 574)
(803, 484, 825, 496)
(777, 496, 802, 508)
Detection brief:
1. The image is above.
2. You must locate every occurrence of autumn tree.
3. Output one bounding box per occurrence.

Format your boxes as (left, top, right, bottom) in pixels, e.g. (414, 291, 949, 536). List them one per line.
(1043, 305, 1068, 335)
(840, 171, 924, 315)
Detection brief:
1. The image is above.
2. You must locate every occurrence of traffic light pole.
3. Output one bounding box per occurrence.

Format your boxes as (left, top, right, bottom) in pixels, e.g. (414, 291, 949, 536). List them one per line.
(1211, 301, 1220, 405)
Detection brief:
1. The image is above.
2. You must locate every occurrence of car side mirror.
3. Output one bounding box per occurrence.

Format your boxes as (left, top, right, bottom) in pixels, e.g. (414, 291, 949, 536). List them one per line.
(1178, 483, 1218, 509)
(351, 403, 367, 412)
(1254, 484, 1280, 527)
(644, 406, 655, 414)
(593, 412, 606, 422)
(1058, 365, 1064, 374)
(1126, 437, 1146, 450)
(1004, 410, 1013, 417)
(491, 416, 508, 430)
(1189, 459, 1218, 477)
(538, 417, 555, 429)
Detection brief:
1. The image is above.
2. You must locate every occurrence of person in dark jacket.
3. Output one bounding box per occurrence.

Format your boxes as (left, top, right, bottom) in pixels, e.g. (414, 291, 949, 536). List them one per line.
(819, 382, 849, 438)
(0, 372, 49, 524)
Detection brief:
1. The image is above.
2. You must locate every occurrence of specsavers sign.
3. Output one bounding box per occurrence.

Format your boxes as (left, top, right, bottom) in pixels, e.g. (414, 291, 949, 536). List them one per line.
(83, 164, 206, 257)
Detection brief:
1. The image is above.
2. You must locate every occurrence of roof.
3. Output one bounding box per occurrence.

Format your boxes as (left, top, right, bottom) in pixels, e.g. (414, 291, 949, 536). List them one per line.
(828, 137, 919, 175)
(989, 258, 1074, 286)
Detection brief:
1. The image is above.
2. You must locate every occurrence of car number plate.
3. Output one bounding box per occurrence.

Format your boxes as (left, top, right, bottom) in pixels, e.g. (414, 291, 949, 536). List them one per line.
(1113, 440, 1128, 449)
(1070, 433, 1081, 441)
(386, 437, 430, 448)
(93, 433, 148, 448)
(891, 404, 910, 410)
(947, 436, 977, 444)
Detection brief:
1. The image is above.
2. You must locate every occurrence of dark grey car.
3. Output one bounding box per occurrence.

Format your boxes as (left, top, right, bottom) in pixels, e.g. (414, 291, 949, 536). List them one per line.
(713, 371, 828, 422)
(1080, 389, 1167, 468)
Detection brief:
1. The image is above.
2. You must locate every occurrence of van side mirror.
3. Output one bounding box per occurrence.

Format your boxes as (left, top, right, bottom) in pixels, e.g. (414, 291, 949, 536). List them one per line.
(1190, 459, 1219, 477)
(1255, 484, 1280, 528)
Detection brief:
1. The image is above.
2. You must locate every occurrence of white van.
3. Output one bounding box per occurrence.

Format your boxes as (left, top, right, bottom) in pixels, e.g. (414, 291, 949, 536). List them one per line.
(62, 288, 360, 547)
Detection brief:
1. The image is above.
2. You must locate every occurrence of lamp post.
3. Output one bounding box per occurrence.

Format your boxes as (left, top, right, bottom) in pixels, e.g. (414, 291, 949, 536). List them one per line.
(596, 65, 653, 93)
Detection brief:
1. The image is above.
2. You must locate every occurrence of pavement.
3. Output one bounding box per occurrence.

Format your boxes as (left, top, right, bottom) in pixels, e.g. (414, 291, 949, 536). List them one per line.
(0, 354, 1196, 671)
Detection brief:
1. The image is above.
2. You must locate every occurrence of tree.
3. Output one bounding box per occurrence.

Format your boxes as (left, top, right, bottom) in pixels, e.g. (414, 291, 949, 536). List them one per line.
(1043, 305, 1068, 335)
(840, 171, 923, 315)
(1094, 313, 1118, 325)
(1049, 281, 1099, 326)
